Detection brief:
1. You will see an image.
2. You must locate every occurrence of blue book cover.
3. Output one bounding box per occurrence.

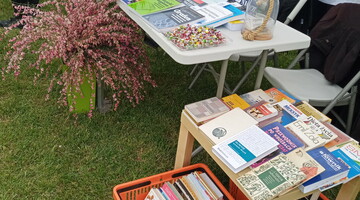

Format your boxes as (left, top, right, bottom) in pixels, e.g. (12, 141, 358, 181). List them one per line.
(261, 122, 304, 154)
(300, 146, 349, 193)
(331, 149, 360, 181)
(280, 110, 297, 126)
(207, 4, 245, 27)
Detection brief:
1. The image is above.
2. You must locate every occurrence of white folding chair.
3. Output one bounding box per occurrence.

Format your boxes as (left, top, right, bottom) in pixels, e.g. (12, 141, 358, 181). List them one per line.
(263, 67, 360, 134)
(188, 0, 308, 93)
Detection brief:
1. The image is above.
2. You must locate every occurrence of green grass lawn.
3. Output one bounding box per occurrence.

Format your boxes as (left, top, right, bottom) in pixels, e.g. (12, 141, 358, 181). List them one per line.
(0, 1, 359, 200)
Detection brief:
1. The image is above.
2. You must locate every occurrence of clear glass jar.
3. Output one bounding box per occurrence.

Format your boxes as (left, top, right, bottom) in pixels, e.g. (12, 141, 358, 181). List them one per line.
(242, 0, 279, 40)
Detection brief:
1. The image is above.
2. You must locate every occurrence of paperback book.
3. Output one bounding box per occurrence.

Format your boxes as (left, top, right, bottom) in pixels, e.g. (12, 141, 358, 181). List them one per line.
(323, 122, 353, 150)
(199, 107, 258, 144)
(265, 87, 296, 104)
(221, 93, 250, 110)
(285, 120, 326, 151)
(236, 154, 306, 200)
(283, 148, 325, 193)
(245, 102, 279, 123)
(274, 100, 307, 126)
(261, 122, 304, 154)
(319, 148, 360, 191)
(212, 125, 279, 173)
(240, 89, 276, 106)
(250, 122, 304, 168)
(142, 6, 205, 33)
(299, 146, 350, 193)
(295, 101, 332, 123)
(302, 115, 337, 143)
(184, 97, 230, 125)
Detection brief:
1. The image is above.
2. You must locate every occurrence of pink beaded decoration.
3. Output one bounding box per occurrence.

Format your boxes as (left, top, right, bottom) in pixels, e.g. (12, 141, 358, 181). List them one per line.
(164, 24, 225, 50)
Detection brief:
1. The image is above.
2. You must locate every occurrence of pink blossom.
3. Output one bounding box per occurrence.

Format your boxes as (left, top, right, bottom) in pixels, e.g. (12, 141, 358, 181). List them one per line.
(1, 0, 156, 116)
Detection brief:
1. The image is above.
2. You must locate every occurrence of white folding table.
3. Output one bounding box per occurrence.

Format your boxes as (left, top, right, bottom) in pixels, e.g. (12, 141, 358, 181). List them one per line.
(117, 0, 311, 98)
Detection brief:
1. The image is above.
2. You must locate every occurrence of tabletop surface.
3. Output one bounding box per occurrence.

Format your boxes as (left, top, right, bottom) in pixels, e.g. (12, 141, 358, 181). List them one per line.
(118, 0, 311, 65)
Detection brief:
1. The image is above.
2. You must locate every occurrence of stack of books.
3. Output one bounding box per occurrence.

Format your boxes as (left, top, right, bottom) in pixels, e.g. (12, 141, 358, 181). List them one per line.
(144, 171, 224, 200)
(182, 87, 359, 199)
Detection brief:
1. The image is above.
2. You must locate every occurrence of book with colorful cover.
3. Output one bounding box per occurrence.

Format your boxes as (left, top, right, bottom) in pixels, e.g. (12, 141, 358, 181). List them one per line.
(187, 173, 211, 200)
(299, 146, 350, 193)
(319, 148, 360, 191)
(174, 179, 194, 200)
(261, 122, 304, 154)
(250, 122, 304, 168)
(180, 176, 199, 200)
(128, 0, 182, 15)
(339, 142, 360, 166)
(161, 182, 181, 200)
(245, 102, 279, 123)
(265, 87, 296, 104)
(199, 107, 258, 144)
(142, 6, 205, 33)
(295, 101, 332, 123)
(302, 116, 337, 144)
(167, 182, 185, 200)
(285, 120, 327, 151)
(236, 154, 306, 200)
(240, 89, 276, 106)
(145, 188, 166, 200)
(198, 172, 224, 200)
(192, 172, 219, 200)
(283, 148, 325, 194)
(323, 122, 353, 150)
(221, 93, 250, 110)
(184, 97, 230, 125)
(212, 125, 279, 173)
(274, 100, 307, 126)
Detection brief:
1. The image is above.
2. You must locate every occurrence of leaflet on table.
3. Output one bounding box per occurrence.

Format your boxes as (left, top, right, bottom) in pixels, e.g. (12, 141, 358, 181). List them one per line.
(142, 6, 205, 33)
(206, 4, 245, 28)
(127, 0, 182, 15)
(192, 3, 233, 25)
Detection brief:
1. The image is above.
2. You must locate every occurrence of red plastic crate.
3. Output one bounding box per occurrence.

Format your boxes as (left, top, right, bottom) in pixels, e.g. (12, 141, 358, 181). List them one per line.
(113, 163, 234, 200)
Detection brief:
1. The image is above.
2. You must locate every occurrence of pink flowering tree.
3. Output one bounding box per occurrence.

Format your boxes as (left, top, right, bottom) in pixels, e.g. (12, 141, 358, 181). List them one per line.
(1, 0, 156, 116)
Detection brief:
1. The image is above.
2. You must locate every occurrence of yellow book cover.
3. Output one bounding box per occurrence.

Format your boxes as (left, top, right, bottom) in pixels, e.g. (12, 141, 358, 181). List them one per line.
(295, 100, 332, 123)
(221, 94, 250, 110)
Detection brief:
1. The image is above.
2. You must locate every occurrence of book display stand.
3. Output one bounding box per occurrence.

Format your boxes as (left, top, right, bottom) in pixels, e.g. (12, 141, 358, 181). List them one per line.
(174, 110, 360, 200)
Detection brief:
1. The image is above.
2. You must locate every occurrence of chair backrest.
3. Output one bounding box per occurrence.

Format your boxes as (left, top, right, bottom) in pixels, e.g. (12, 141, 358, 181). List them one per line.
(284, 0, 307, 25)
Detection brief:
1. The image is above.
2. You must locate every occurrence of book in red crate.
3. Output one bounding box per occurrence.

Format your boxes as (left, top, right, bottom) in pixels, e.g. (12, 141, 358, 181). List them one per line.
(113, 163, 234, 200)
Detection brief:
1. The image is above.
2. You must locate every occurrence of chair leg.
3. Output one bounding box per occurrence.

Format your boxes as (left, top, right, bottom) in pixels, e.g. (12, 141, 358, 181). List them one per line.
(273, 52, 279, 68)
(346, 85, 358, 134)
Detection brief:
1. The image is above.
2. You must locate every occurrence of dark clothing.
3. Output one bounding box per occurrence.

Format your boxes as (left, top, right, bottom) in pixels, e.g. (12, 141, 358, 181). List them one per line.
(12, 0, 39, 4)
(308, 3, 360, 140)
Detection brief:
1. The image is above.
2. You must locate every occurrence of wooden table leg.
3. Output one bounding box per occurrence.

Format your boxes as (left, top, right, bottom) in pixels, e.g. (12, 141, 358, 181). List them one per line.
(336, 176, 360, 200)
(309, 190, 320, 200)
(174, 122, 195, 169)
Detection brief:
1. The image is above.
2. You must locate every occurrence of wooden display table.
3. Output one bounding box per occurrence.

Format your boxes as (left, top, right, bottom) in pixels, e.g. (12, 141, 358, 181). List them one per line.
(174, 110, 360, 200)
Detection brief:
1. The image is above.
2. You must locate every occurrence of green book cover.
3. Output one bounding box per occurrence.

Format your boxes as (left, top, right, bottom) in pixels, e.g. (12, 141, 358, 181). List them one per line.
(237, 154, 306, 200)
(128, 0, 181, 15)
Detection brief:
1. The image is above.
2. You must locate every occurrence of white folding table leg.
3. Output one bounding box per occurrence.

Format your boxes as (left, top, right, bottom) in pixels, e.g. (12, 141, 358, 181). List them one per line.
(254, 50, 269, 90)
(216, 59, 229, 98)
